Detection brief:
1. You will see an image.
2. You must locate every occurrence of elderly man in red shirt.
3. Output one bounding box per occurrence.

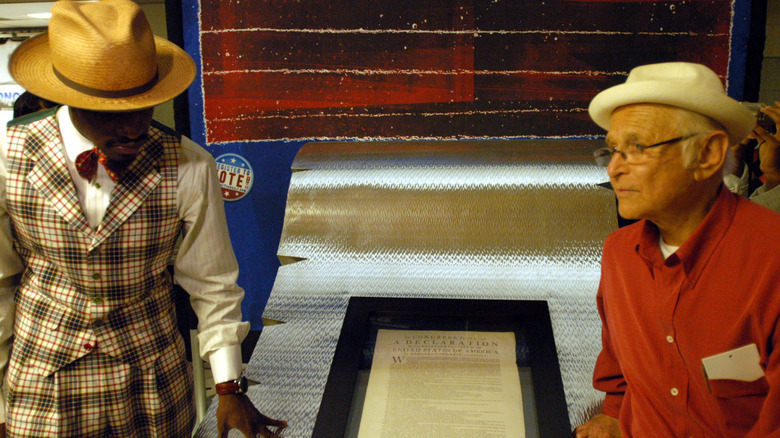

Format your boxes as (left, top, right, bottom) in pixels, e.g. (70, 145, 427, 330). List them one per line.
(574, 62, 780, 437)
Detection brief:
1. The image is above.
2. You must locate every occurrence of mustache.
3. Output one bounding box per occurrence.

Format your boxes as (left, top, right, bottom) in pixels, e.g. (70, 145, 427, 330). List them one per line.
(108, 133, 150, 147)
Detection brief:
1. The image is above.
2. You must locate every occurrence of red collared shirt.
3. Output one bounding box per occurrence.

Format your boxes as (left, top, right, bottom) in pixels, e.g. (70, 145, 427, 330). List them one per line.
(594, 186, 780, 437)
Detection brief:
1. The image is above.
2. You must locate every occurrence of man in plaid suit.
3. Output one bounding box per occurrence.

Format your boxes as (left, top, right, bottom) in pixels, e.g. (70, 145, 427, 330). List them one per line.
(0, 1, 286, 436)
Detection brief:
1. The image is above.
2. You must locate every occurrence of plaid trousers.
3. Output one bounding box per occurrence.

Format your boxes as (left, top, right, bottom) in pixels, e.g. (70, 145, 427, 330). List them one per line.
(6, 335, 195, 437)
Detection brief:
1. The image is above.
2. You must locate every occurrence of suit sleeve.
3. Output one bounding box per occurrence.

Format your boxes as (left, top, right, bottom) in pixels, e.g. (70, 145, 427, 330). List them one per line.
(0, 129, 24, 424)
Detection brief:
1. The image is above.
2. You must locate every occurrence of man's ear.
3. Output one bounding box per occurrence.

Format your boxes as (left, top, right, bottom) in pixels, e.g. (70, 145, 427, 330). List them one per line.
(693, 131, 730, 181)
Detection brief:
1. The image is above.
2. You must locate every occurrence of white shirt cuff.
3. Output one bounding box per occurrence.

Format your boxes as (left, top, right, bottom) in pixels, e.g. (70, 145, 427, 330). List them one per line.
(207, 345, 243, 384)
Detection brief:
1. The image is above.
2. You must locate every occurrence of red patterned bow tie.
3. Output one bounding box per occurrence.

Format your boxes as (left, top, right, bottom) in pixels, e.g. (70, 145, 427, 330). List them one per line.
(75, 148, 124, 183)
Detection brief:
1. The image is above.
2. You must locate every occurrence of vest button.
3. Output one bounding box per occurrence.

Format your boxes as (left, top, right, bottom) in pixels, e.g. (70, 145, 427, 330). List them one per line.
(91, 272, 102, 280)
(84, 343, 94, 351)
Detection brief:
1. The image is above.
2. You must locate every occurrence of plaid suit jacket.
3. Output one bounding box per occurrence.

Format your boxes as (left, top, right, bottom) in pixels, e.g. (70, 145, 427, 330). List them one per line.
(5, 113, 183, 377)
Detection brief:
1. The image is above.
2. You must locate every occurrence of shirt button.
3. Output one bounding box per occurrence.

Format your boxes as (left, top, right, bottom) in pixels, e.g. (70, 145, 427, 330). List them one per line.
(666, 335, 674, 343)
(671, 387, 679, 396)
(92, 272, 102, 280)
(84, 343, 94, 351)
(95, 183, 101, 189)
(92, 297, 104, 305)
(92, 319, 104, 328)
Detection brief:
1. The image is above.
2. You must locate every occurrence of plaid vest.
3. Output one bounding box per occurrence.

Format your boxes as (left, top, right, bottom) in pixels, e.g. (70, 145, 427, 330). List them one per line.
(5, 111, 183, 377)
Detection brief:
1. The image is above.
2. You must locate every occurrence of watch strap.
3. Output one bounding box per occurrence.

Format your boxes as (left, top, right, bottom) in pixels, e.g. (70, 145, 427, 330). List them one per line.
(215, 376, 247, 395)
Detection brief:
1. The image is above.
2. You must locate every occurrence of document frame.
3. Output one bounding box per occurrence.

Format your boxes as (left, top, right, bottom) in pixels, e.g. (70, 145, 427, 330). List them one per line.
(312, 296, 571, 437)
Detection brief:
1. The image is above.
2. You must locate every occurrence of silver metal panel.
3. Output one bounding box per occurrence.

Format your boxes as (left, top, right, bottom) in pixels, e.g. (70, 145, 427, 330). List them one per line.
(196, 139, 615, 437)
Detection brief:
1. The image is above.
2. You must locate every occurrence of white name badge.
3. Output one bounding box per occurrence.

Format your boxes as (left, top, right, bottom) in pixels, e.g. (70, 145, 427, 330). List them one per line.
(701, 343, 765, 382)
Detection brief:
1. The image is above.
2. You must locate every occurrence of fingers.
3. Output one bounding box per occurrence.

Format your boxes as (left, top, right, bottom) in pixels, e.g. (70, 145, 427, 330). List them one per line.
(737, 132, 757, 148)
(758, 104, 780, 137)
(273, 424, 287, 437)
(258, 424, 287, 438)
(574, 423, 596, 437)
(256, 411, 288, 427)
(573, 414, 620, 438)
(252, 418, 287, 438)
(271, 423, 287, 437)
(254, 416, 287, 438)
(219, 415, 255, 438)
(753, 125, 779, 146)
(574, 427, 610, 438)
(761, 102, 780, 123)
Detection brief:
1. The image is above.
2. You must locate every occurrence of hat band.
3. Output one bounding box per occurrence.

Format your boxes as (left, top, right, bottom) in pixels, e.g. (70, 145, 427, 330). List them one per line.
(53, 66, 159, 99)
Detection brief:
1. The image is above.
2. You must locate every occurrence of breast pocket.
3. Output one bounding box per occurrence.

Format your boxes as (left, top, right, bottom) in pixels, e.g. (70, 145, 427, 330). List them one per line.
(708, 377, 768, 429)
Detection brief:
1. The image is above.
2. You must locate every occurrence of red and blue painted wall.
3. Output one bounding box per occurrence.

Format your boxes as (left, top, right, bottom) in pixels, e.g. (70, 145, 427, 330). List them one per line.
(181, 0, 758, 329)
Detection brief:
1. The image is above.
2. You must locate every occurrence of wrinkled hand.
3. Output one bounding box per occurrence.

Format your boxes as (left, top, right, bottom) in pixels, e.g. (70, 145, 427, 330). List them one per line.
(754, 102, 780, 190)
(573, 413, 621, 438)
(730, 134, 757, 177)
(216, 393, 287, 438)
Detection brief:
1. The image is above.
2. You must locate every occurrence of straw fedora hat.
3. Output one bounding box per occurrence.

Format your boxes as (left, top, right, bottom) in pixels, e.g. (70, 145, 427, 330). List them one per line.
(9, 0, 196, 112)
(589, 62, 755, 145)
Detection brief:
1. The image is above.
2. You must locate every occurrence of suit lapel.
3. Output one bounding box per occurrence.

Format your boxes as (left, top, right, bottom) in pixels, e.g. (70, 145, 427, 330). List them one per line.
(26, 119, 91, 233)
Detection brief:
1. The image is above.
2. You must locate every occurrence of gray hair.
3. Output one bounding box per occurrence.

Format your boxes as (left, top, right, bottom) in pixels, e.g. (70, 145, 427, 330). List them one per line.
(672, 108, 730, 171)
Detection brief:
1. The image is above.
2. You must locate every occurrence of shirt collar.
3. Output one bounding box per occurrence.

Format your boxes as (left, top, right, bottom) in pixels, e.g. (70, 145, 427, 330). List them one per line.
(635, 185, 737, 281)
(56, 105, 95, 163)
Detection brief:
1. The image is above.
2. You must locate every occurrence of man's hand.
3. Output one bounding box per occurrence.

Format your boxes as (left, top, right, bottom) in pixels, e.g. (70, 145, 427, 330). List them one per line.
(216, 393, 287, 438)
(755, 102, 780, 190)
(0, 422, 5, 438)
(573, 413, 621, 438)
(730, 135, 757, 177)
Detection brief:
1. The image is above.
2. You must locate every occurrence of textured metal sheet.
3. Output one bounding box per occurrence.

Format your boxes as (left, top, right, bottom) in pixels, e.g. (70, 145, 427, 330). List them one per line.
(196, 139, 616, 437)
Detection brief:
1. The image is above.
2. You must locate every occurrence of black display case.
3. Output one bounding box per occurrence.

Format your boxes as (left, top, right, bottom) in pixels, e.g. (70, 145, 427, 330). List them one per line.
(313, 296, 571, 437)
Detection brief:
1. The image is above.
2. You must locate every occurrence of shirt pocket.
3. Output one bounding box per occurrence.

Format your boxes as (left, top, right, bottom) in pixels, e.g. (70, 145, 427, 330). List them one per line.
(708, 377, 768, 429)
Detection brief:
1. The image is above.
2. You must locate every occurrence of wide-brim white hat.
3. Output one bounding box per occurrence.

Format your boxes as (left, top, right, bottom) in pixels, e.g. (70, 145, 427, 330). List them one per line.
(589, 62, 755, 145)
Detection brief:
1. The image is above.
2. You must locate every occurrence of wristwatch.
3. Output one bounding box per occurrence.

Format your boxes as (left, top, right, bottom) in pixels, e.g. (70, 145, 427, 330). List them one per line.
(215, 375, 248, 395)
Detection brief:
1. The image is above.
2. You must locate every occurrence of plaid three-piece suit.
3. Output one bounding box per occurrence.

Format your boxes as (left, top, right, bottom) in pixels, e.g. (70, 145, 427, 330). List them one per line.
(3, 112, 194, 437)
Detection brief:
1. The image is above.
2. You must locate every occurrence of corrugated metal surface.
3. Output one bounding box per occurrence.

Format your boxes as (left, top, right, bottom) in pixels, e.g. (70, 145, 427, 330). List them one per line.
(196, 139, 617, 437)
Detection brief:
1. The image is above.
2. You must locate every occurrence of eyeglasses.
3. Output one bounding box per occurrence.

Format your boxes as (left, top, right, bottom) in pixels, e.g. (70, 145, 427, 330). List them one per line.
(593, 132, 701, 167)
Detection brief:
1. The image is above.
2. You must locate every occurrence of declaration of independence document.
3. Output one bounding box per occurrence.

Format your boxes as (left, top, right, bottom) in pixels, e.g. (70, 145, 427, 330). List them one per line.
(356, 329, 524, 438)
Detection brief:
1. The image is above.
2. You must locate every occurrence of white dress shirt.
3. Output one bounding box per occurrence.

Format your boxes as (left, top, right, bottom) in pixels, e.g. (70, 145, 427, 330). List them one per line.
(0, 106, 248, 422)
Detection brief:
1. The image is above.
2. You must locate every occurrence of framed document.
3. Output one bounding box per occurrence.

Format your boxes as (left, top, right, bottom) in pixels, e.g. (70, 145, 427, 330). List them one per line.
(312, 297, 570, 438)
